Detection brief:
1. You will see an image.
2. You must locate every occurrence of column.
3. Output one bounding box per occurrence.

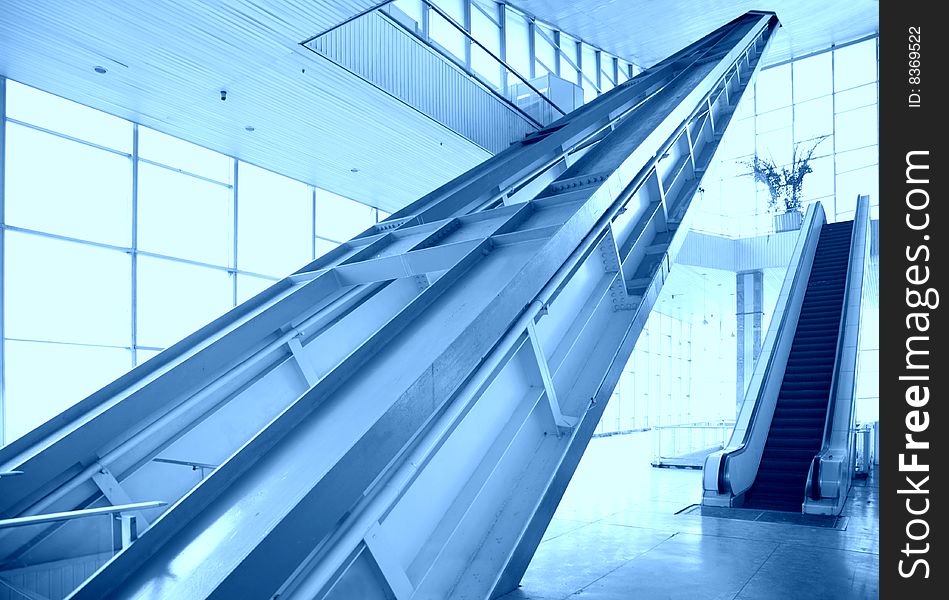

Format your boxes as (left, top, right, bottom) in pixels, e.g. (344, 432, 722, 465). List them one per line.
(735, 269, 763, 414)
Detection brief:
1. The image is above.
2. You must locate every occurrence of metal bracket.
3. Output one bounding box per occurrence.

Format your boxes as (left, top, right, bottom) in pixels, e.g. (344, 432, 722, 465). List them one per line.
(526, 319, 577, 432)
(92, 463, 151, 528)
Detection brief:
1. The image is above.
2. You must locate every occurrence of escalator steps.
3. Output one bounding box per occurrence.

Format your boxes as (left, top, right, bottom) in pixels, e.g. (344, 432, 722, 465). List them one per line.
(743, 221, 853, 512)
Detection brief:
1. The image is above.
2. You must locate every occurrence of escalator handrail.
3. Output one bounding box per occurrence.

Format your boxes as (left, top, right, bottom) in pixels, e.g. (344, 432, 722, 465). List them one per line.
(715, 202, 825, 494)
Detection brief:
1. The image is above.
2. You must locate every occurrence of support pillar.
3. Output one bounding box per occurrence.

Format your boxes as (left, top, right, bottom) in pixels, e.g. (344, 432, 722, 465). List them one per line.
(735, 269, 763, 414)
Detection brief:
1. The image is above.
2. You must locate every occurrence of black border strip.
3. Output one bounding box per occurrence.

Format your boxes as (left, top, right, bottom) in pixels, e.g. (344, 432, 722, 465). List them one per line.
(880, 1, 943, 596)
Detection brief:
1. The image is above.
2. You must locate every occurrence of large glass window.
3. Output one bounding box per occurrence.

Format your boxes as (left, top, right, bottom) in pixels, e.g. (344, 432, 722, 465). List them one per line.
(136, 256, 232, 348)
(393, 0, 424, 30)
(470, 0, 502, 88)
(5, 80, 132, 152)
(429, 0, 466, 62)
(792, 52, 832, 102)
(533, 24, 556, 77)
(5, 232, 131, 347)
(755, 63, 791, 112)
(504, 7, 531, 80)
(139, 127, 232, 183)
(316, 190, 376, 242)
(600, 54, 616, 93)
(3, 341, 132, 442)
(793, 96, 833, 143)
(558, 34, 579, 84)
(2, 79, 382, 445)
(580, 43, 598, 102)
(137, 163, 233, 266)
(700, 37, 879, 234)
(238, 162, 312, 276)
(5, 123, 131, 246)
(237, 274, 279, 304)
(833, 38, 877, 92)
(834, 105, 878, 151)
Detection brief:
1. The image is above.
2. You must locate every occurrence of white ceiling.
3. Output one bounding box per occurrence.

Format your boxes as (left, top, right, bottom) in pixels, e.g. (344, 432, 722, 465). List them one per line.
(511, 0, 879, 68)
(0, 0, 490, 213)
(0, 1, 878, 214)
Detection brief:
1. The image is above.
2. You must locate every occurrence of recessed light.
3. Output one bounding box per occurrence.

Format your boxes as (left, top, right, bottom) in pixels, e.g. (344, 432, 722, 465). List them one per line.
(350, 168, 359, 173)
(94, 66, 107, 74)
(245, 126, 255, 132)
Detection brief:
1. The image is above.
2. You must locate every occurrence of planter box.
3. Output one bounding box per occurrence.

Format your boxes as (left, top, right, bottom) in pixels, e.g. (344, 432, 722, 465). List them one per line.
(774, 210, 803, 232)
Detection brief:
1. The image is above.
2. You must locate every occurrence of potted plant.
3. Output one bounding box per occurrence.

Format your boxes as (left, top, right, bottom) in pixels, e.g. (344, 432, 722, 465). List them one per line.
(741, 136, 828, 232)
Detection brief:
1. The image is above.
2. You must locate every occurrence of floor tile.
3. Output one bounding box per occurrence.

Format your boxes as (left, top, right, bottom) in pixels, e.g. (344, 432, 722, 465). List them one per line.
(518, 522, 674, 598)
(734, 543, 879, 600)
(510, 432, 879, 600)
(572, 533, 778, 600)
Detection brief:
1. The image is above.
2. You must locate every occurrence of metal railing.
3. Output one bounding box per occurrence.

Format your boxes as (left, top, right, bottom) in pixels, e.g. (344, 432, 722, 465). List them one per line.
(652, 421, 735, 468)
(381, 0, 567, 126)
(853, 422, 875, 477)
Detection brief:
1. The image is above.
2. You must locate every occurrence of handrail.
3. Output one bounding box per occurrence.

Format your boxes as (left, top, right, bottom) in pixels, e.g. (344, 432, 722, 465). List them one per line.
(591, 19, 777, 409)
(715, 202, 824, 494)
(0, 501, 167, 530)
(372, 9, 549, 130)
(809, 195, 869, 501)
(417, 0, 568, 118)
(407, 14, 764, 227)
(654, 423, 735, 430)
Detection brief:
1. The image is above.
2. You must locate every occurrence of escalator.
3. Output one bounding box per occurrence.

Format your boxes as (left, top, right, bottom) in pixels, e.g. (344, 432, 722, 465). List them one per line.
(703, 198, 870, 516)
(0, 13, 781, 600)
(743, 221, 853, 511)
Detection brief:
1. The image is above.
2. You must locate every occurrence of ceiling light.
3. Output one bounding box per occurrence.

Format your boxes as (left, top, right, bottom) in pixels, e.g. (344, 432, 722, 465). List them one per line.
(94, 66, 107, 74)
(245, 126, 255, 132)
(350, 168, 360, 173)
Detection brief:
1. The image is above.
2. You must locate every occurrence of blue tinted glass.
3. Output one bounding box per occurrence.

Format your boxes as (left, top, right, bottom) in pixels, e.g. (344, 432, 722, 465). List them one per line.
(471, 6, 502, 88)
(534, 25, 556, 75)
(504, 8, 530, 79)
(314, 237, 341, 259)
(139, 127, 232, 183)
(5, 232, 131, 346)
(137, 164, 233, 265)
(834, 39, 877, 92)
(5, 124, 131, 246)
(755, 63, 791, 112)
(429, 1, 465, 62)
(237, 274, 278, 304)
(4, 340, 131, 442)
(6, 80, 132, 152)
(793, 96, 833, 143)
(237, 163, 312, 276)
(315, 191, 374, 242)
(834, 105, 877, 151)
(136, 256, 232, 348)
(792, 51, 832, 102)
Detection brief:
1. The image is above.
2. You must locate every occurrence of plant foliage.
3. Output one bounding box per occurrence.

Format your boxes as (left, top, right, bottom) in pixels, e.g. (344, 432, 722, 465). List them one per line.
(741, 136, 828, 214)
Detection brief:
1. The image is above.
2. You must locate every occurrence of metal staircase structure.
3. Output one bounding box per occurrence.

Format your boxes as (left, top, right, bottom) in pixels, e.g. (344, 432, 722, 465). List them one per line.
(0, 12, 779, 600)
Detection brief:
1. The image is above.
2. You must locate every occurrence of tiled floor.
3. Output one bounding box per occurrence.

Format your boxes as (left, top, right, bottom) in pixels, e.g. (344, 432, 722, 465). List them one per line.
(501, 431, 879, 600)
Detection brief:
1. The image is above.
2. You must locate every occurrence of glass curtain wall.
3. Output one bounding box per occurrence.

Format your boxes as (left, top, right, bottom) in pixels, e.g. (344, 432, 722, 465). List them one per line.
(693, 36, 879, 238)
(387, 0, 639, 106)
(0, 79, 386, 444)
(595, 37, 880, 436)
(690, 36, 879, 424)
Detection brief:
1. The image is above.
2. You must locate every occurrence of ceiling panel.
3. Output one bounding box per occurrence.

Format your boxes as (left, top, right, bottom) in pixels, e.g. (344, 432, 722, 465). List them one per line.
(0, 0, 490, 213)
(510, 0, 878, 68)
